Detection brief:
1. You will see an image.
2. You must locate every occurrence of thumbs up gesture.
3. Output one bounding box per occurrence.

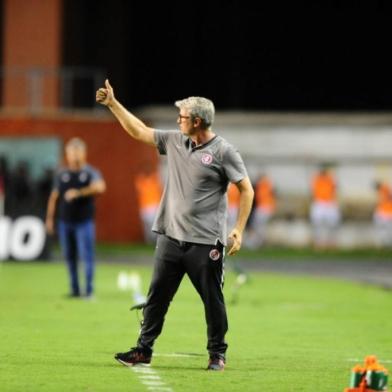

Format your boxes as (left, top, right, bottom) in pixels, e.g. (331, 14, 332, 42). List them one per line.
(96, 79, 114, 106)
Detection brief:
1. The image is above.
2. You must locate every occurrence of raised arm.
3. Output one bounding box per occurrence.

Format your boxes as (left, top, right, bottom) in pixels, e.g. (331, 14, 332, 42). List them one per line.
(96, 79, 155, 146)
(227, 176, 254, 256)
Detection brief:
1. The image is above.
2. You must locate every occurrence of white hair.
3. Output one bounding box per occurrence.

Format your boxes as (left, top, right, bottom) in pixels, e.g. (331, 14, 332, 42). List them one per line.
(66, 137, 86, 150)
(175, 96, 215, 128)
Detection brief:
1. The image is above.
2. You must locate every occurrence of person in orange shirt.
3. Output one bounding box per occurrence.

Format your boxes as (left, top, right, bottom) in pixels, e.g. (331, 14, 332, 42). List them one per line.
(248, 174, 276, 247)
(373, 181, 392, 247)
(310, 166, 340, 249)
(134, 164, 162, 243)
(227, 182, 240, 230)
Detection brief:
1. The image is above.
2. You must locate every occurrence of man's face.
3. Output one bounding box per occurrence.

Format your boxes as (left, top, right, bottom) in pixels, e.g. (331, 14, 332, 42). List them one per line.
(65, 146, 86, 166)
(177, 109, 195, 136)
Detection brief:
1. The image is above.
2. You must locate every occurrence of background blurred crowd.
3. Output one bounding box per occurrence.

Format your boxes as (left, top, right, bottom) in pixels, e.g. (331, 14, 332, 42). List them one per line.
(133, 163, 392, 249)
(0, 155, 54, 219)
(2, 153, 392, 249)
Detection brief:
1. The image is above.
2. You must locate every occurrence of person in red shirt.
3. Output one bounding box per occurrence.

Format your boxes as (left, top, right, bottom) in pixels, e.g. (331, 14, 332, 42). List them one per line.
(310, 166, 340, 249)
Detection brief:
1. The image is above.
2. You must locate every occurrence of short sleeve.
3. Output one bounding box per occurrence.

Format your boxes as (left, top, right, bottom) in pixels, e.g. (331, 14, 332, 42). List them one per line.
(154, 129, 170, 155)
(222, 145, 248, 184)
(154, 129, 178, 155)
(52, 171, 61, 191)
(90, 167, 103, 182)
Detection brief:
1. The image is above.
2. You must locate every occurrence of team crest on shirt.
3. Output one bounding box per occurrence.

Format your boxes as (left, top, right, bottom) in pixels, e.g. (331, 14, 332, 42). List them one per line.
(61, 173, 70, 183)
(201, 153, 213, 165)
(79, 172, 88, 182)
(209, 248, 220, 261)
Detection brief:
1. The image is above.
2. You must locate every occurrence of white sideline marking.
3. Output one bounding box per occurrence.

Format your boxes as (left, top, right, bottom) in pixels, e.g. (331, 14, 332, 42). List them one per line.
(132, 367, 154, 372)
(131, 364, 173, 392)
(140, 375, 161, 380)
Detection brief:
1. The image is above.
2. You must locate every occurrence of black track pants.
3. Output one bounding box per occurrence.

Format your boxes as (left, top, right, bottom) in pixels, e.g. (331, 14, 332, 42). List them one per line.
(137, 234, 228, 356)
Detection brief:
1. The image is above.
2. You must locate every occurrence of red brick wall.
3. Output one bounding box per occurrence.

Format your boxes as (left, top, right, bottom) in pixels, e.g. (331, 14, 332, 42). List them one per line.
(0, 115, 158, 242)
(3, 0, 62, 109)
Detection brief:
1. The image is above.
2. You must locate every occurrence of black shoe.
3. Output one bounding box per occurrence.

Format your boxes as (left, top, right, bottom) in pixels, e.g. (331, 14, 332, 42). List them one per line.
(207, 354, 225, 371)
(115, 347, 152, 366)
(64, 293, 80, 299)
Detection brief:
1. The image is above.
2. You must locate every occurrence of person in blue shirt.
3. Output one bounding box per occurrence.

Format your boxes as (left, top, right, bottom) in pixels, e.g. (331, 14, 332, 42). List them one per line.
(45, 138, 106, 298)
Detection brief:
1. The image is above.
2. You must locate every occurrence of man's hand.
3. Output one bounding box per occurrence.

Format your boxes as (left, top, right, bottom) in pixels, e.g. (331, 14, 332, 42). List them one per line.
(227, 228, 242, 256)
(64, 188, 80, 202)
(96, 79, 114, 106)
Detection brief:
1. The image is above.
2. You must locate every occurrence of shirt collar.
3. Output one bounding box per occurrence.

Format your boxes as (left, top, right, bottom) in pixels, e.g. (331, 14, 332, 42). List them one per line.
(186, 135, 218, 151)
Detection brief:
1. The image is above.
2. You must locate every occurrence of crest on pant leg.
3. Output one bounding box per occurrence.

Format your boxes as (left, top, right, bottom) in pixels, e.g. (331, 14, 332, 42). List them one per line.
(209, 248, 220, 261)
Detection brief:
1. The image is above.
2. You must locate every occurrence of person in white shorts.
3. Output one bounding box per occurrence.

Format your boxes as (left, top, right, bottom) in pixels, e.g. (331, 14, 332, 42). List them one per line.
(310, 166, 340, 249)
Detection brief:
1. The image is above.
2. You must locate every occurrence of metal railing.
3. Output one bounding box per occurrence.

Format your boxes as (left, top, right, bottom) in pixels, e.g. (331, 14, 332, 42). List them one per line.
(0, 66, 106, 114)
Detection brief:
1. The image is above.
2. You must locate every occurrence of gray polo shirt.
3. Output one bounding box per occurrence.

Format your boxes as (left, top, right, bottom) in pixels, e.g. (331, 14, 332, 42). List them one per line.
(152, 129, 248, 245)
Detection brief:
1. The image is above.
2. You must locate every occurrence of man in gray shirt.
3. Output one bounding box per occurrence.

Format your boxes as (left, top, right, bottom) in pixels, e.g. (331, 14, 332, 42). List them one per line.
(96, 80, 254, 371)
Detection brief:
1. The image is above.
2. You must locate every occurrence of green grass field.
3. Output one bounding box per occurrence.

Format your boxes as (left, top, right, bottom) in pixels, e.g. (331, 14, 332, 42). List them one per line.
(1, 260, 391, 391)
